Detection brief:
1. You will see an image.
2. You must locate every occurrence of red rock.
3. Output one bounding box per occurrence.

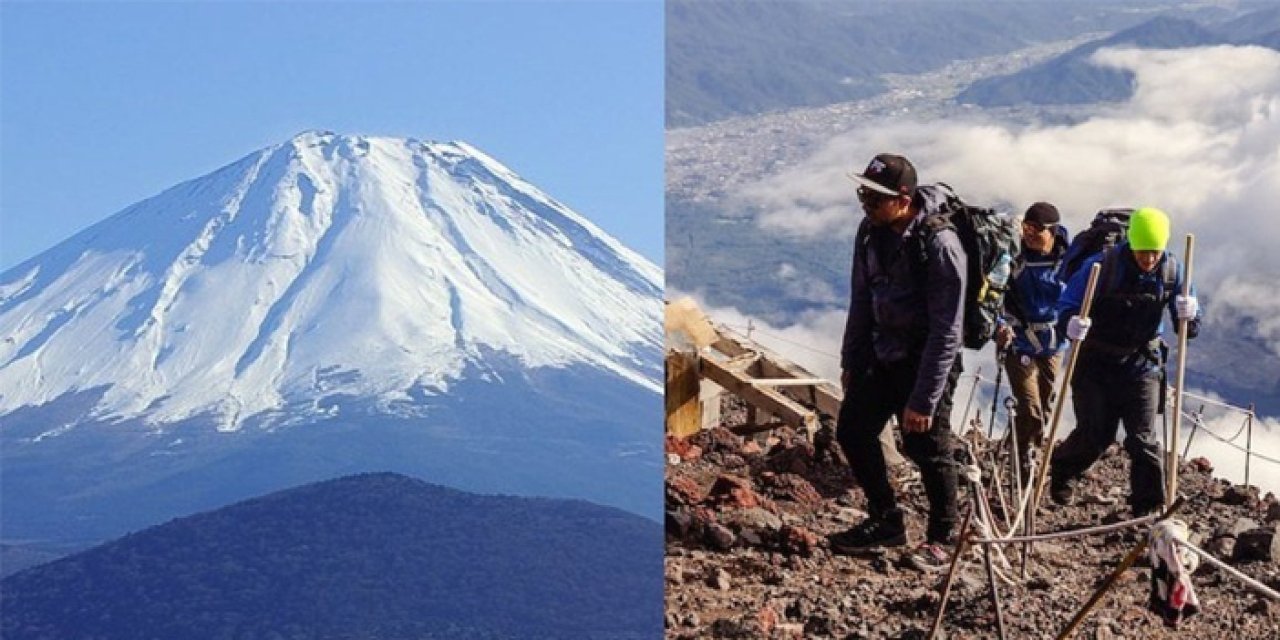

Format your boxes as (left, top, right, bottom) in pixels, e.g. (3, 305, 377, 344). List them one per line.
(757, 604, 779, 635)
(1190, 457, 1214, 473)
(709, 474, 761, 509)
(781, 525, 820, 556)
(763, 473, 824, 511)
(684, 445, 703, 461)
(666, 475, 706, 506)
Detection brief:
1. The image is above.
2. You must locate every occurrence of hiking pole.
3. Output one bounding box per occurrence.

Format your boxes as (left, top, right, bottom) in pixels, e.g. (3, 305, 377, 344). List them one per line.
(1031, 262, 1102, 511)
(1167, 234, 1194, 506)
(988, 346, 1007, 439)
(1053, 496, 1186, 640)
(1025, 263, 1101, 571)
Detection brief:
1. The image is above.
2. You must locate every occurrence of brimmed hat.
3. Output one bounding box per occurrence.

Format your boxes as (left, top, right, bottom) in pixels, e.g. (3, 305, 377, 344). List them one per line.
(847, 153, 917, 197)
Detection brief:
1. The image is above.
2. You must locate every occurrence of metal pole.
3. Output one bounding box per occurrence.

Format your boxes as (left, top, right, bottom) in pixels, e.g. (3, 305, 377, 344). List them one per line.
(962, 366, 983, 435)
(989, 347, 1006, 439)
(1245, 403, 1254, 487)
(979, 494, 1008, 640)
(1181, 404, 1203, 462)
(1168, 234, 1194, 506)
(1054, 497, 1186, 640)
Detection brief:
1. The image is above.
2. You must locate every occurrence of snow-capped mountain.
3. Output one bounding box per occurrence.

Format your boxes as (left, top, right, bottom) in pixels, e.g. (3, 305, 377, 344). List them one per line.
(0, 132, 663, 545)
(0, 131, 661, 430)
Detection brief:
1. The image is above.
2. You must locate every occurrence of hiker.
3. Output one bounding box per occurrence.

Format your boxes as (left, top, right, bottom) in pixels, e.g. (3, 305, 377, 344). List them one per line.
(995, 202, 1070, 483)
(830, 153, 965, 571)
(1048, 207, 1201, 516)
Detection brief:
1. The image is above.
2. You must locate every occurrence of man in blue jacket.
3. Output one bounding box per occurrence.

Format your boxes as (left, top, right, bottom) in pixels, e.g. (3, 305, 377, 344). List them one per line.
(995, 202, 1069, 484)
(830, 153, 966, 571)
(1050, 207, 1200, 516)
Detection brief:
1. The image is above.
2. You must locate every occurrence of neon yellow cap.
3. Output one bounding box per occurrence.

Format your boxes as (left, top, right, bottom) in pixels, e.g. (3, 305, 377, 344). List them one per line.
(1129, 207, 1170, 251)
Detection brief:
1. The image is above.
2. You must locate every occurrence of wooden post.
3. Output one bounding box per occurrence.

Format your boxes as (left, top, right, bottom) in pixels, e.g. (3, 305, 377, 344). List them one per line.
(928, 508, 975, 640)
(1031, 263, 1102, 510)
(665, 350, 702, 438)
(1168, 234, 1194, 506)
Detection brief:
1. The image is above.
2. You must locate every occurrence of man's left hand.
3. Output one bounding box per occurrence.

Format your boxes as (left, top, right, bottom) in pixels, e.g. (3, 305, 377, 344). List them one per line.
(1176, 295, 1199, 321)
(902, 408, 931, 433)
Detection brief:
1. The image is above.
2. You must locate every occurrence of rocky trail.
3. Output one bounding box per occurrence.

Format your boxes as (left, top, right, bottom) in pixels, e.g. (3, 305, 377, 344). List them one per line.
(665, 399, 1280, 639)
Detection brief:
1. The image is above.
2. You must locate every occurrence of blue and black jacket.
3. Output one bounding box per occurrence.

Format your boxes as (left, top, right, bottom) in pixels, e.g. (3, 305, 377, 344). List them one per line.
(997, 228, 1069, 358)
(1056, 242, 1201, 376)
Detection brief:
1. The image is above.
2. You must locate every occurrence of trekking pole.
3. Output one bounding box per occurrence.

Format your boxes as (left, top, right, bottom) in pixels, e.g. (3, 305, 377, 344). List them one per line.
(988, 346, 1006, 439)
(1053, 496, 1186, 640)
(1030, 262, 1103, 511)
(1167, 234, 1194, 506)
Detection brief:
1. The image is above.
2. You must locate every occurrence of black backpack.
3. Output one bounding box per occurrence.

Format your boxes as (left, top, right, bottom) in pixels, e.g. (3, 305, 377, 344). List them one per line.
(1060, 208, 1132, 285)
(913, 183, 1020, 350)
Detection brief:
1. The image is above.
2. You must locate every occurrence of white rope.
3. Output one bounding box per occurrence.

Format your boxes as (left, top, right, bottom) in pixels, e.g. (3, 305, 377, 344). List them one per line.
(971, 512, 1159, 546)
(1172, 388, 1255, 415)
(1184, 411, 1280, 465)
(1173, 539, 1280, 601)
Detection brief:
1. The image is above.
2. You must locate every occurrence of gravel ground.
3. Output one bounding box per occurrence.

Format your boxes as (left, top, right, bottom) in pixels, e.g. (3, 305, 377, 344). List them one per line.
(665, 398, 1280, 639)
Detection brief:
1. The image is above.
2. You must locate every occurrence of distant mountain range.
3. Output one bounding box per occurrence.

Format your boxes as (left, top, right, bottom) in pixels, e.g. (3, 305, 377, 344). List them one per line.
(0, 132, 663, 547)
(0, 473, 664, 640)
(957, 11, 1280, 106)
(666, 0, 1259, 126)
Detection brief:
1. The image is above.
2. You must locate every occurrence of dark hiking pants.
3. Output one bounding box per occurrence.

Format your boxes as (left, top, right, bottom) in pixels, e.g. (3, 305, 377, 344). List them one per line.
(1050, 357, 1165, 513)
(1004, 349, 1061, 479)
(836, 356, 962, 544)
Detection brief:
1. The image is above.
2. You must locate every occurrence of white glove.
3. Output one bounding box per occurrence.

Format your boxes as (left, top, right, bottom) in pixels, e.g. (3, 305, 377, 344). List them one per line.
(1066, 316, 1092, 342)
(1176, 295, 1199, 321)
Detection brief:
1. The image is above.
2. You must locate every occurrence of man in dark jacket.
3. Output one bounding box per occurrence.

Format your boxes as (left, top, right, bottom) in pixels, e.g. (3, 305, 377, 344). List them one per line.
(995, 202, 1069, 483)
(1050, 207, 1200, 516)
(830, 153, 966, 571)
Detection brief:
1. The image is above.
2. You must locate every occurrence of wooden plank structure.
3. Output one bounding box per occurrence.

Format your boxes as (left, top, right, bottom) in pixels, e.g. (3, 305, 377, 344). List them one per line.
(664, 297, 903, 465)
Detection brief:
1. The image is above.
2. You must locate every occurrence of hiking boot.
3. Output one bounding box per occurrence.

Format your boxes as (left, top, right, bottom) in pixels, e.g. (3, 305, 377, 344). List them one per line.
(907, 542, 952, 573)
(829, 515, 907, 554)
(1049, 481, 1074, 506)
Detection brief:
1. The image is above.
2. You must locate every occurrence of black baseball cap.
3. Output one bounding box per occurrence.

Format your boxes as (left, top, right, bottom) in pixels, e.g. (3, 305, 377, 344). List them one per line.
(847, 153, 917, 197)
(1023, 202, 1060, 226)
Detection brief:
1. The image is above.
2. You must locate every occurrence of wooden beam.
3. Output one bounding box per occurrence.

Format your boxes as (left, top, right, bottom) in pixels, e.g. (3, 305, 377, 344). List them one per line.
(699, 355, 817, 432)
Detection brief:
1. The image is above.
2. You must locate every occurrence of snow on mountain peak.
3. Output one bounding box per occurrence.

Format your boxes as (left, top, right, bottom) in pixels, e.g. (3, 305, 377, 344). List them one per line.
(0, 133, 662, 430)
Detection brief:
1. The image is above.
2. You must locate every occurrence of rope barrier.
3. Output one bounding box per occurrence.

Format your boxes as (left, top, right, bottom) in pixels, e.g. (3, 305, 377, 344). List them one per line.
(1174, 388, 1256, 414)
(970, 513, 1160, 546)
(1173, 539, 1280, 601)
(1185, 414, 1280, 466)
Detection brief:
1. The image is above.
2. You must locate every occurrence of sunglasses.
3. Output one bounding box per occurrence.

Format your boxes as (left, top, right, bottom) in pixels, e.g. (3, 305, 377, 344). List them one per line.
(1021, 220, 1055, 233)
(857, 187, 897, 205)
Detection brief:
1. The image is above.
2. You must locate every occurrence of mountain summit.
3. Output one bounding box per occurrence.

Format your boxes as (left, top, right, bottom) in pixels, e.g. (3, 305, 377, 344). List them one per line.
(0, 131, 660, 430)
(0, 132, 662, 543)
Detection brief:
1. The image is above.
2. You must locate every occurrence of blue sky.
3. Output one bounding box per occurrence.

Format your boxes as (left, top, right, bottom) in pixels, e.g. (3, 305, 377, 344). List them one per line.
(0, 0, 664, 270)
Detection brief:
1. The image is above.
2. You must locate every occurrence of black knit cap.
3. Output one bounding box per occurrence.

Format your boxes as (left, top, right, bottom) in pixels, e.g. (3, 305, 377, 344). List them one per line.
(1024, 201, 1060, 226)
(848, 153, 917, 197)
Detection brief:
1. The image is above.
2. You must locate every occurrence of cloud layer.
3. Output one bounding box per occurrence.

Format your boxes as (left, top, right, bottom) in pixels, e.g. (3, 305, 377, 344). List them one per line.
(741, 45, 1280, 353)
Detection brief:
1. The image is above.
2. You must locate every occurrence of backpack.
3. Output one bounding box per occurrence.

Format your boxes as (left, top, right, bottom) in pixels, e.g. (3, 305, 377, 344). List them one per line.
(1060, 208, 1132, 285)
(912, 183, 1020, 350)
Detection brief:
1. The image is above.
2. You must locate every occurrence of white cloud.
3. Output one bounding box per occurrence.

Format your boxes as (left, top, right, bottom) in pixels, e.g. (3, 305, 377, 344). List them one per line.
(739, 45, 1280, 354)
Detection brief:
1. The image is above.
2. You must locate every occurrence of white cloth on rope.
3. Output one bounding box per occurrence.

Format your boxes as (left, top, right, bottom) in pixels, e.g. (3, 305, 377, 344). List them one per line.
(1148, 519, 1201, 626)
